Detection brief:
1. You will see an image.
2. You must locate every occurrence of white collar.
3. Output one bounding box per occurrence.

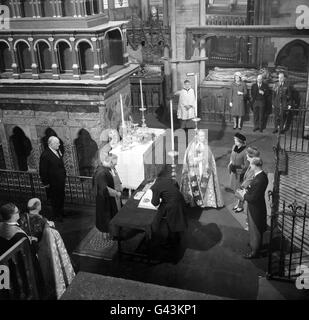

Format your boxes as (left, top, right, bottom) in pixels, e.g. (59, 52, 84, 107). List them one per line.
(49, 146, 61, 157)
(254, 170, 263, 177)
(4, 222, 19, 226)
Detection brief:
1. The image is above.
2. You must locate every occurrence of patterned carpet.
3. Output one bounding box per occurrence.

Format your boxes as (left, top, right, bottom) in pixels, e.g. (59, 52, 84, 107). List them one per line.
(72, 227, 118, 260)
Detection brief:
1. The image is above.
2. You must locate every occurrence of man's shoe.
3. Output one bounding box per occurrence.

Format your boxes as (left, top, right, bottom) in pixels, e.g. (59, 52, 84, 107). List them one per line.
(273, 129, 278, 134)
(235, 207, 244, 213)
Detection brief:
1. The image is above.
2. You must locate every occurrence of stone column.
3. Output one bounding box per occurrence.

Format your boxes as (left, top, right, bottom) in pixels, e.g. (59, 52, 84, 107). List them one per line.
(76, 0, 82, 17)
(50, 0, 57, 17)
(141, 0, 150, 22)
(15, 0, 22, 18)
(90, 0, 95, 15)
(55, 0, 63, 17)
(304, 62, 309, 137)
(163, 0, 168, 27)
(0, 121, 13, 170)
(91, 37, 102, 80)
(28, 37, 39, 79)
(36, 0, 42, 17)
(49, 37, 60, 79)
(71, 0, 77, 17)
(30, 0, 36, 17)
(98, 0, 103, 14)
(170, 0, 177, 93)
(9, 37, 20, 79)
(200, 38, 206, 82)
(122, 27, 129, 67)
(99, 35, 109, 79)
(10, 0, 17, 18)
(70, 37, 80, 79)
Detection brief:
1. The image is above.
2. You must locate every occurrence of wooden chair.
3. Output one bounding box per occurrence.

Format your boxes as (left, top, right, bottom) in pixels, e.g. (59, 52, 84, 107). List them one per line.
(0, 238, 39, 300)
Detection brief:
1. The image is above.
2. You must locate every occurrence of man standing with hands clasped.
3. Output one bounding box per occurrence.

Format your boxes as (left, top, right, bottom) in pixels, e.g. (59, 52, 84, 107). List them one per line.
(236, 157, 268, 259)
(251, 74, 269, 132)
(39, 136, 66, 222)
(272, 72, 293, 134)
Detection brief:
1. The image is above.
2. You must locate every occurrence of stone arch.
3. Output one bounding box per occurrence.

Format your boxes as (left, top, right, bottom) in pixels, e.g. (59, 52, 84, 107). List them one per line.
(275, 39, 309, 72)
(13, 39, 30, 51)
(15, 41, 31, 73)
(0, 41, 12, 73)
(34, 39, 51, 51)
(104, 28, 124, 68)
(57, 41, 73, 73)
(77, 41, 94, 74)
(36, 41, 52, 73)
(75, 38, 93, 51)
(54, 39, 72, 51)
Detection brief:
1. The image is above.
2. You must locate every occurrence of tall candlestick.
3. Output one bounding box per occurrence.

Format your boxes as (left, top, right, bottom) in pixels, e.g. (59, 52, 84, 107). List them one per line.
(140, 79, 144, 109)
(170, 99, 174, 151)
(194, 73, 198, 118)
(120, 94, 125, 128)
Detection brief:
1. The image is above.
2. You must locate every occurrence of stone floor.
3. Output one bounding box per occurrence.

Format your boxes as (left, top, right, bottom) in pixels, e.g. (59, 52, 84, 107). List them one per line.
(55, 113, 309, 300)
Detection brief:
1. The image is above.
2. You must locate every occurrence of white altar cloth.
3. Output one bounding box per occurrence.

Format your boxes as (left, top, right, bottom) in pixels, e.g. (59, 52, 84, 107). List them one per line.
(110, 128, 165, 189)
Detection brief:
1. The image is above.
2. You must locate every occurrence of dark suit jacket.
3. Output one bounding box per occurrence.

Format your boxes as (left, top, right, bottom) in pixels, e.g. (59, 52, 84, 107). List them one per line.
(251, 82, 269, 104)
(244, 171, 269, 234)
(272, 81, 292, 110)
(39, 148, 66, 190)
(151, 177, 187, 233)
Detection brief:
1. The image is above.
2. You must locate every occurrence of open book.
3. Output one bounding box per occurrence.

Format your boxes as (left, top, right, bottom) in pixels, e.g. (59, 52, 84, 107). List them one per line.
(138, 189, 158, 210)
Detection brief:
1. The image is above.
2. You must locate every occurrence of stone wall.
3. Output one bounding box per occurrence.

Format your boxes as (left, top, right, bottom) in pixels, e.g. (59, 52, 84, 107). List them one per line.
(0, 76, 133, 176)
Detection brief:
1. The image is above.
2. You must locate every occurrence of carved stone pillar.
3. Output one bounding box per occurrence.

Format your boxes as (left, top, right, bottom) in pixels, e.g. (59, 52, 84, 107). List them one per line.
(10, 0, 17, 18)
(200, 38, 206, 82)
(36, 0, 42, 17)
(71, 0, 77, 17)
(9, 38, 20, 79)
(122, 27, 129, 67)
(76, 0, 82, 17)
(15, 0, 22, 18)
(50, 0, 57, 17)
(91, 37, 102, 80)
(0, 121, 13, 170)
(30, 0, 36, 17)
(70, 37, 80, 79)
(49, 37, 60, 79)
(100, 36, 109, 79)
(170, 0, 177, 92)
(55, 0, 63, 17)
(98, 0, 103, 14)
(28, 37, 39, 79)
(90, 0, 95, 15)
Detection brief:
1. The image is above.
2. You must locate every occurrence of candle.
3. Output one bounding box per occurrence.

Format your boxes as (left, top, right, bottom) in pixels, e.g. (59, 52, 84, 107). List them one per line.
(195, 74, 198, 117)
(139, 79, 144, 109)
(120, 94, 125, 128)
(170, 99, 174, 151)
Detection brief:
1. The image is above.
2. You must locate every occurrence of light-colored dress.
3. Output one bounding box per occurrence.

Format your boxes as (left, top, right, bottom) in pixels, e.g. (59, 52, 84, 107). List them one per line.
(177, 88, 196, 120)
(229, 81, 248, 117)
(180, 138, 224, 208)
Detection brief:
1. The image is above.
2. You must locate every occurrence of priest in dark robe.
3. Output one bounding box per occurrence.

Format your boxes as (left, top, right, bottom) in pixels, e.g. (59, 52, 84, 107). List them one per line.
(150, 166, 188, 246)
(0, 203, 29, 256)
(92, 152, 121, 240)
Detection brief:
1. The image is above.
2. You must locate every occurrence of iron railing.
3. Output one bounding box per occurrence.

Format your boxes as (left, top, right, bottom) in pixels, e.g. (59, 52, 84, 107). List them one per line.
(0, 169, 95, 207)
(267, 200, 309, 282)
(282, 108, 309, 153)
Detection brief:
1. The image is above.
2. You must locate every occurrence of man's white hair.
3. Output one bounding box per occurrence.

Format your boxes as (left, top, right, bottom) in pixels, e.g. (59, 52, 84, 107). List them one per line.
(48, 136, 59, 146)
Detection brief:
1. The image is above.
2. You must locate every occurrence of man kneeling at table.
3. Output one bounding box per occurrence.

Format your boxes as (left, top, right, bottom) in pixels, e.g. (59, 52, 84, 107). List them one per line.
(150, 166, 188, 247)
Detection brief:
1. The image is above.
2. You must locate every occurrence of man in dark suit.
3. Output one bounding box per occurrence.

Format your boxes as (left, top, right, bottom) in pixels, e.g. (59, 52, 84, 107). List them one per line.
(151, 166, 188, 247)
(272, 72, 293, 134)
(251, 74, 269, 132)
(39, 136, 66, 221)
(238, 157, 269, 259)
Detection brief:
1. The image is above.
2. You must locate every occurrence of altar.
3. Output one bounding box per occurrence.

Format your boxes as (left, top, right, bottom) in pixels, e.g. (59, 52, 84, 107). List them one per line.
(110, 128, 166, 190)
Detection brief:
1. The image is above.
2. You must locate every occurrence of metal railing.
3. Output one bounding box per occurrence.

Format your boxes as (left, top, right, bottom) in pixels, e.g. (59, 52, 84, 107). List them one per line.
(0, 169, 95, 207)
(282, 108, 309, 153)
(267, 200, 309, 282)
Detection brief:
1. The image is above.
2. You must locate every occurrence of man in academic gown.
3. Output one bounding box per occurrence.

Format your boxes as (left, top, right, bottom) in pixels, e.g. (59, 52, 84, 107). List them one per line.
(238, 157, 269, 259)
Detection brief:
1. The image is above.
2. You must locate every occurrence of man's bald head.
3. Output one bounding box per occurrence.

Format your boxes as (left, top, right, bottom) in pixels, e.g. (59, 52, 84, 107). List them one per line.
(48, 136, 60, 151)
